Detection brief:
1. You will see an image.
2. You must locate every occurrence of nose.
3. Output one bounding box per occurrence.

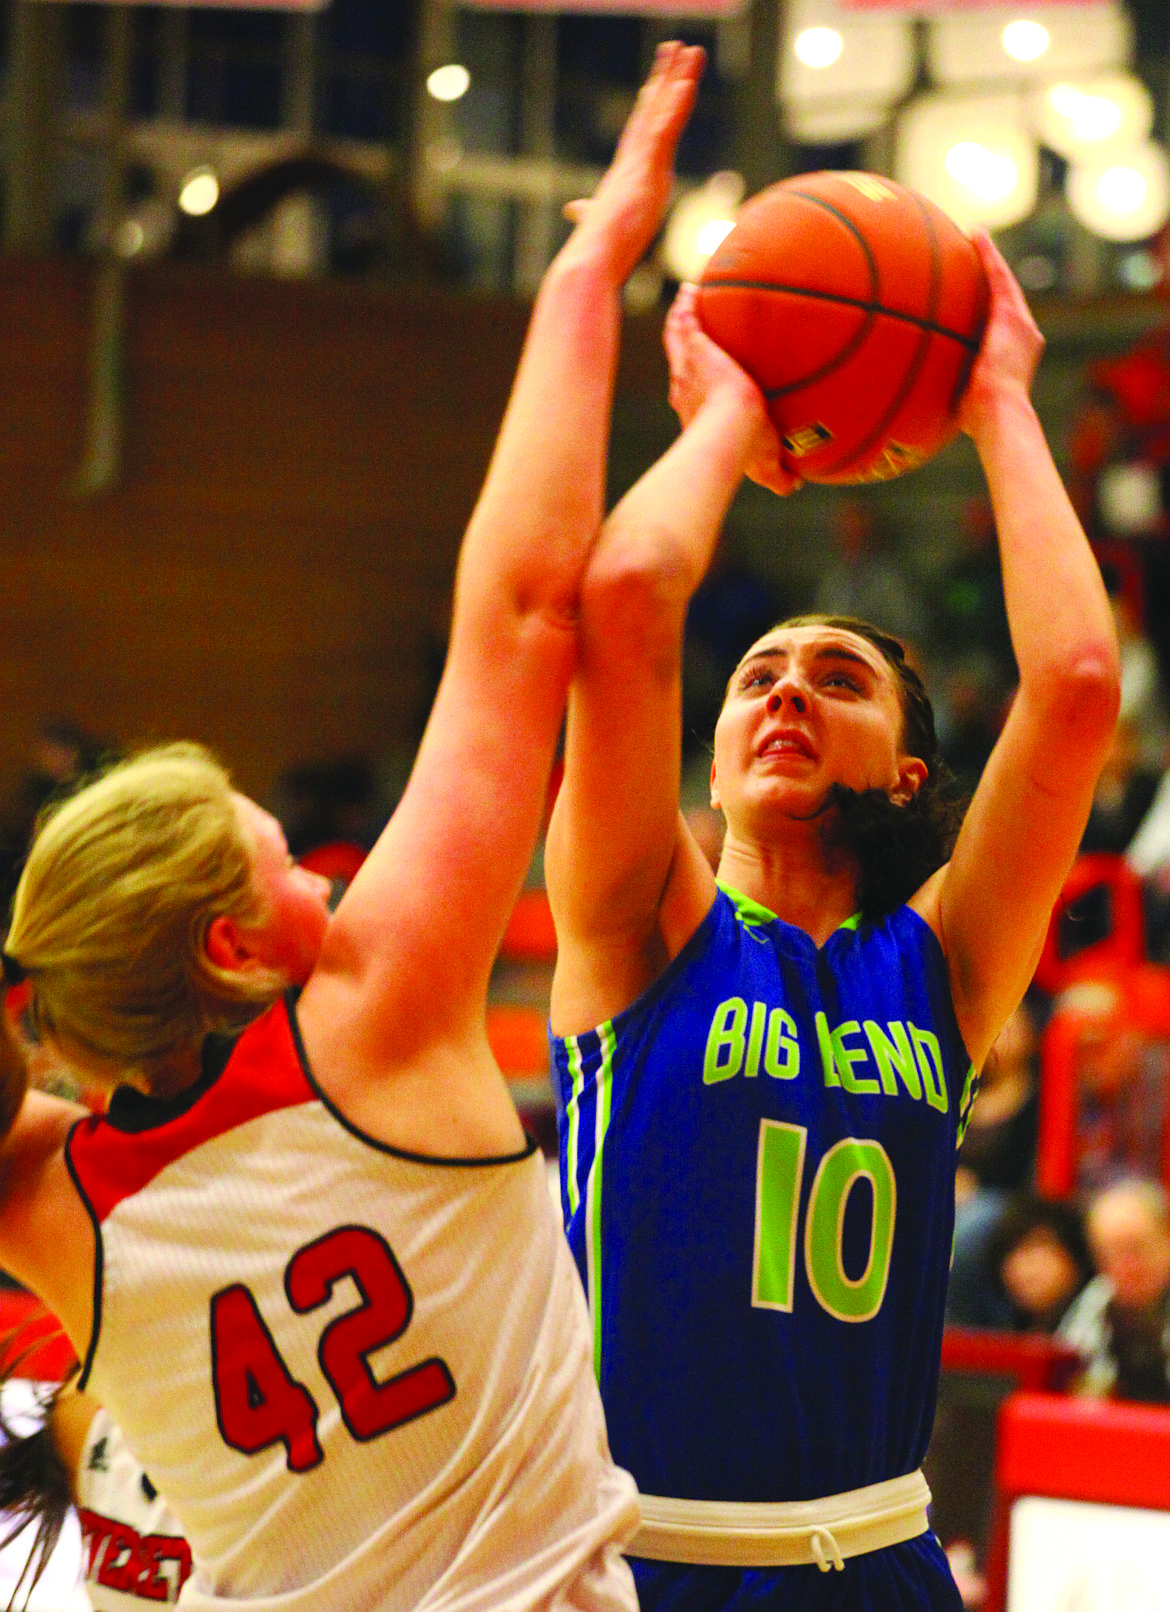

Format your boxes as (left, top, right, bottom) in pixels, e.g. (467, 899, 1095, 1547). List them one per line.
(766, 679, 807, 716)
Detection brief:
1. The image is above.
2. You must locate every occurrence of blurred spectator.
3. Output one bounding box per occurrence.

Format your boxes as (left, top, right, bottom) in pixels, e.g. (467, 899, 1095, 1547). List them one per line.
(812, 498, 927, 648)
(932, 668, 1007, 803)
(1128, 771, 1170, 961)
(682, 538, 783, 762)
(267, 755, 388, 858)
(1079, 715, 1161, 855)
(1061, 1178, 1170, 1403)
(933, 498, 1015, 689)
(983, 1194, 1095, 1334)
(1068, 333, 1170, 540)
(927, 500, 1016, 801)
(0, 720, 114, 907)
(1112, 590, 1168, 770)
(957, 1001, 1040, 1202)
(947, 1003, 1041, 1328)
(1060, 979, 1169, 1194)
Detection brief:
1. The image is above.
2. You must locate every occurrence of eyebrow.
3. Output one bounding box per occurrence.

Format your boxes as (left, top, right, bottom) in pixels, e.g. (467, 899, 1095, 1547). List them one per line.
(735, 644, 877, 676)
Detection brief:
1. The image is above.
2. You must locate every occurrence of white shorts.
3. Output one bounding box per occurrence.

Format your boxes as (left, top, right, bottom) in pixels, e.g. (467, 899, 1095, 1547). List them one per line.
(74, 1408, 190, 1609)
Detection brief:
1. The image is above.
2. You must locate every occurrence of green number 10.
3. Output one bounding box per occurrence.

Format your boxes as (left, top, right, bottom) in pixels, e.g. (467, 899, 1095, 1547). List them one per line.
(751, 1121, 896, 1323)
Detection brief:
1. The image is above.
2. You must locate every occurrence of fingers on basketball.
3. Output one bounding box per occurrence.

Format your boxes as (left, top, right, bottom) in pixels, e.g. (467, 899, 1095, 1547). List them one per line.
(975, 230, 1043, 343)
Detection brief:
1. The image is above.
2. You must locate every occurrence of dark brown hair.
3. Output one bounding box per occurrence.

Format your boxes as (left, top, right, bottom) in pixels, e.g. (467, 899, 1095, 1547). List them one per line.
(0, 1357, 75, 1612)
(738, 614, 967, 923)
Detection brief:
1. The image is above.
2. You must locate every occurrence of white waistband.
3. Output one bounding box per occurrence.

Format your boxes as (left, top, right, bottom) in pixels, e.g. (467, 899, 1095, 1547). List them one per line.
(628, 1469, 931, 1570)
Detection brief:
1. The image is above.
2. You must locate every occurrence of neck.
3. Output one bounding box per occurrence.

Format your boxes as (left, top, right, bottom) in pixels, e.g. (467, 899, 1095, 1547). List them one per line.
(141, 1046, 204, 1101)
(716, 822, 860, 946)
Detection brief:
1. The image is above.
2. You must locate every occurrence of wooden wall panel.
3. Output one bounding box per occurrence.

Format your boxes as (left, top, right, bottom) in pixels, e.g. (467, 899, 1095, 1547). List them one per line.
(0, 257, 543, 802)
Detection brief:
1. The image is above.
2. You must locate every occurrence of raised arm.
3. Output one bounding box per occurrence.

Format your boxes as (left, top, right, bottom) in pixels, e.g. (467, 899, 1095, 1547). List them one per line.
(548, 286, 784, 1033)
(302, 45, 705, 1066)
(911, 233, 1121, 1068)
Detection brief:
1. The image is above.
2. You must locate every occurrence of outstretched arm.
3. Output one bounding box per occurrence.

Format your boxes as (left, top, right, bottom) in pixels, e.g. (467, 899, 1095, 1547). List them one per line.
(303, 45, 705, 1071)
(911, 233, 1120, 1068)
(549, 286, 785, 1033)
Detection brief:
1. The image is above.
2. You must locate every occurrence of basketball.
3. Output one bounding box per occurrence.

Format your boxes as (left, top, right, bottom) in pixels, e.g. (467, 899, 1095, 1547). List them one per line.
(695, 172, 990, 485)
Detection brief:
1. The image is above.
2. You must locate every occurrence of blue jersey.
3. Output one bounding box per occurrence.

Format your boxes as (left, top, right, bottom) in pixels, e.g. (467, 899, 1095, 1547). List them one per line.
(552, 886, 976, 1610)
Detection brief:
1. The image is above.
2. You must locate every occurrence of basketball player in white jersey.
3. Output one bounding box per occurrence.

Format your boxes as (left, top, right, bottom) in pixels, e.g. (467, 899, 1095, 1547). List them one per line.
(0, 43, 706, 1612)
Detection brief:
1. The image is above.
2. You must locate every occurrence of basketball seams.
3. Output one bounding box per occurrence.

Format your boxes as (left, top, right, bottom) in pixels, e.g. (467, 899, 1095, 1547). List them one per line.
(786, 190, 881, 304)
(697, 281, 982, 357)
(813, 193, 947, 480)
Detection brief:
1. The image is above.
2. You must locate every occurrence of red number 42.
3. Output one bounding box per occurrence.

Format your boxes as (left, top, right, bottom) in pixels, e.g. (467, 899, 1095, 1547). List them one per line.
(211, 1224, 455, 1473)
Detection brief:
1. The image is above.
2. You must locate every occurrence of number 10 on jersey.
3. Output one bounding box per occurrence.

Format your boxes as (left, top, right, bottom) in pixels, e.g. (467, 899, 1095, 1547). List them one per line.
(752, 1121, 896, 1323)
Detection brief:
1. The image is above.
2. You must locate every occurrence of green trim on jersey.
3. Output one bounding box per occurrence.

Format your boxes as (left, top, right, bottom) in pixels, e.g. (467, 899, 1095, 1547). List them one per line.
(956, 1061, 981, 1148)
(718, 881, 862, 938)
(585, 1019, 616, 1382)
(563, 1035, 586, 1218)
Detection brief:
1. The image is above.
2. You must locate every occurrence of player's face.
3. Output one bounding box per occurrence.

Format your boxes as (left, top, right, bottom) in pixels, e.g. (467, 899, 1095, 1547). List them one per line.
(711, 625, 925, 829)
(233, 795, 333, 984)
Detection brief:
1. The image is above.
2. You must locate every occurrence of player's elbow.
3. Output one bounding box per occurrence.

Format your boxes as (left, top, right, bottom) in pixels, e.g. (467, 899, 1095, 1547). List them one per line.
(582, 522, 695, 631)
(1030, 646, 1122, 749)
(580, 526, 695, 675)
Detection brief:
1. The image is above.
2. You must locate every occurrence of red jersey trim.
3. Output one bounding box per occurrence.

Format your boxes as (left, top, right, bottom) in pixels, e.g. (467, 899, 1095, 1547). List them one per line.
(66, 999, 314, 1227)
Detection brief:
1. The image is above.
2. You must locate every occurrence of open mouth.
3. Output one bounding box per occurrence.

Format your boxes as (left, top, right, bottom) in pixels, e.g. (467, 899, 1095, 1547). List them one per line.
(758, 732, 815, 762)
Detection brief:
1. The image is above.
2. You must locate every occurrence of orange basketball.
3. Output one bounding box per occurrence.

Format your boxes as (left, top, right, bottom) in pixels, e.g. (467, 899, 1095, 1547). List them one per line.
(695, 172, 989, 485)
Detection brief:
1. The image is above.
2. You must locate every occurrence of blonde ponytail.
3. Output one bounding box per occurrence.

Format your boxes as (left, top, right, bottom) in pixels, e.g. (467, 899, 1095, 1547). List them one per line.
(6, 744, 281, 1090)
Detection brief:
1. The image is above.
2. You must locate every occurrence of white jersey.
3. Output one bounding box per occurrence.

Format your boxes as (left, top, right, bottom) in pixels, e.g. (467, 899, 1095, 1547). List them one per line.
(66, 998, 639, 1612)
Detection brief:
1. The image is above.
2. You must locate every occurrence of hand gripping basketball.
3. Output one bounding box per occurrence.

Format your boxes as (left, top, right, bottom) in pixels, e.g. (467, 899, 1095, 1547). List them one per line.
(664, 284, 798, 497)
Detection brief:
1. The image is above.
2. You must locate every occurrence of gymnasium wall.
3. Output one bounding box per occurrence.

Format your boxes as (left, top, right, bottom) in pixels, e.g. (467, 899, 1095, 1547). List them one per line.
(0, 257, 665, 802)
(0, 255, 1161, 810)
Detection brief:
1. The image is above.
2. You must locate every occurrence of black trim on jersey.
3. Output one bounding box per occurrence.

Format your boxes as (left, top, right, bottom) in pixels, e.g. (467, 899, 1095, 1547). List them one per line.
(103, 1029, 241, 1134)
(283, 990, 539, 1169)
(64, 1120, 105, 1392)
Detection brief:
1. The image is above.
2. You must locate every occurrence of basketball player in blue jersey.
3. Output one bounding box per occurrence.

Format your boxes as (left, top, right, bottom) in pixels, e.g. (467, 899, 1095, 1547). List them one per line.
(546, 247, 1120, 1608)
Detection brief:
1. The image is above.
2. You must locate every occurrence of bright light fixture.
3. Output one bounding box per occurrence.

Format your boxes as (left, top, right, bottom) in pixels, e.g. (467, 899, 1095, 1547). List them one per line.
(780, 0, 915, 142)
(178, 167, 219, 217)
(696, 219, 736, 258)
(1098, 165, 1147, 214)
(661, 172, 745, 284)
(1067, 141, 1170, 241)
(1047, 83, 1120, 142)
(786, 101, 889, 144)
(945, 141, 1019, 202)
(794, 27, 842, 69)
(929, 3, 1131, 88)
(1002, 20, 1049, 62)
(896, 92, 1038, 232)
(1032, 73, 1152, 161)
(427, 64, 471, 103)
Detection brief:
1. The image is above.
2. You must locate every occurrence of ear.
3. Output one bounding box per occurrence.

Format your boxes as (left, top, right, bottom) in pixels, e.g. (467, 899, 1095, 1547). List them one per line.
(709, 756, 721, 811)
(205, 915, 250, 973)
(890, 757, 929, 807)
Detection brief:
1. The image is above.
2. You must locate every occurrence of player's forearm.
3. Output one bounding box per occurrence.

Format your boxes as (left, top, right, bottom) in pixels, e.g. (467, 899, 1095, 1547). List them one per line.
(597, 376, 767, 605)
(973, 386, 1119, 715)
(455, 251, 622, 629)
